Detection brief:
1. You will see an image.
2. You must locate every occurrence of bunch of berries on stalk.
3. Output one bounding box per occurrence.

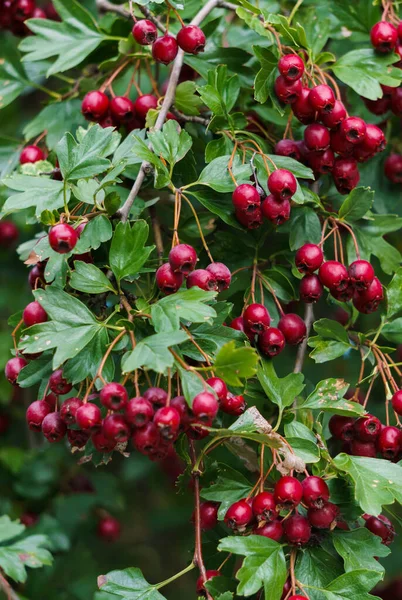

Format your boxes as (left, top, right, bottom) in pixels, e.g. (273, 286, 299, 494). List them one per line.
(273, 54, 387, 193)
(133, 19, 206, 62)
(156, 243, 232, 295)
(232, 167, 298, 230)
(295, 243, 384, 313)
(0, 0, 58, 36)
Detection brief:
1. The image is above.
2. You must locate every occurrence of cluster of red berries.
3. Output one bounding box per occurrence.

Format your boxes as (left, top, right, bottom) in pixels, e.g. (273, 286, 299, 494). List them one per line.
(273, 55, 386, 193)
(156, 243, 232, 295)
(229, 303, 307, 357)
(329, 412, 402, 461)
(295, 243, 383, 313)
(132, 20, 206, 64)
(232, 169, 297, 229)
(0, 0, 58, 35)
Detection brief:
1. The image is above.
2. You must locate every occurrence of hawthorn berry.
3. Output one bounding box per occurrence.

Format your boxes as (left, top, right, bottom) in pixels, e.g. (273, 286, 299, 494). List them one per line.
(304, 123, 330, 152)
(20, 145, 44, 164)
(353, 277, 383, 314)
(143, 387, 168, 407)
(81, 91, 109, 121)
(100, 383, 128, 411)
(254, 519, 283, 541)
(132, 422, 160, 454)
(156, 263, 184, 294)
(268, 169, 297, 200)
(295, 244, 323, 273)
(60, 397, 83, 424)
(384, 154, 402, 183)
(236, 206, 263, 229)
(302, 476, 330, 508)
(220, 393, 246, 415)
(206, 263, 231, 292)
(0, 220, 19, 248)
(5, 356, 27, 386)
(92, 430, 116, 453)
(49, 369, 72, 395)
(232, 183, 261, 213)
(357, 124, 386, 157)
(168, 243, 197, 274)
(354, 415, 381, 442)
(283, 514, 311, 546)
(206, 377, 227, 402)
(391, 390, 402, 415)
(27, 266, 46, 291)
(103, 414, 130, 443)
(391, 87, 402, 115)
(109, 96, 135, 122)
(329, 415, 355, 441)
(365, 514, 395, 545)
(308, 84, 335, 112)
(97, 516, 121, 542)
(278, 313, 306, 345)
(281, 581, 291, 600)
(26, 400, 52, 431)
(318, 260, 349, 291)
(198, 502, 219, 530)
(308, 502, 338, 529)
(252, 492, 278, 521)
(134, 94, 158, 120)
(292, 88, 316, 124)
(370, 21, 398, 53)
(152, 35, 179, 65)
(330, 129, 355, 157)
(243, 304, 270, 335)
(274, 75, 302, 104)
(224, 499, 253, 531)
(364, 95, 391, 115)
(320, 99, 347, 128)
(76, 403, 102, 430)
(348, 260, 375, 291)
(49, 223, 78, 254)
(132, 19, 158, 45)
(278, 54, 304, 81)
(192, 392, 218, 421)
(186, 269, 217, 291)
(274, 475, 303, 508)
(376, 426, 400, 460)
(177, 25, 206, 54)
(11, 0, 35, 21)
(23, 301, 47, 327)
(262, 195, 291, 225)
(153, 406, 181, 440)
(350, 439, 377, 458)
(42, 412, 67, 443)
(308, 148, 335, 174)
(67, 429, 90, 448)
(258, 327, 286, 357)
(333, 158, 360, 194)
(125, 397, 154, 426)
(275, 139, 301, 161)
(300, 274, 323, 303)
(196, 570, 221, 596)
(340, 116, 367, 145)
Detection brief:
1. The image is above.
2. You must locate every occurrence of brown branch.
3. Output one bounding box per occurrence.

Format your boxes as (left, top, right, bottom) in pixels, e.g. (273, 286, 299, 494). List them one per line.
(95, 0, 167, 33)
(170, 107, 211, 126)
(0, 572, 19, 600)
(149, 205, 164, 264)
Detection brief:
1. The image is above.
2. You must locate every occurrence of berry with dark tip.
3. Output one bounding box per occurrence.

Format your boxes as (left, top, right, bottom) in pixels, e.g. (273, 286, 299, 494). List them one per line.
(330, 129, 355, 157)
(177, 25, 206, 54)
(153, 406, 181, 440)
(103, 414, 130, 443)
(295, 244, 323, 273)
(308, 84, 335, 112)
(376, 426, 400, 460)
(60, 397, 83, 425)
(348, 260, 375, 291)
(49, 370, 72, 395)
(206, 263, 231, 291)
(340, 116, 367, 145)
(252, 492, 278, 522)
(220, 393, 246, 415)
(365, 514, 395, 545)
(302, 476, 330, 508)
(354, 415, 381, 442)
(243, 303, 271, 334)
(134, 94, 158, 119)
(186, 269, 217, 291)
(92, 430, 116, 453)
(318, 260, 349, 291)
(278, 313, 306, 345)
(304, 123, 330, 152)
(168, 243, 197, 274)
(268, 169, 297, 200)
(232, 184, 261, 213)
(258, 327, 286, 357)
(20, 145, 44, 164)
(192, 392, 218, 421)
(274, 75, 302, 104)
(275, 139, 301, 160)
(198, 502, 219, 531)
(109, 96, 135, 122)
(353, 277, 383, 314)
(329, 415, 355, 441)
(11, 0, 35, 21)
(100, 383, 128, 411)
(206, 377, 227, 402)
(235, 206, 263, 229)
(283, 514, 311, 546)
(152, 35, 179, 65)
(320, 99, 347, 129)
(132, 422, 160, 454)
(143, 387, 168, 408)
(23, 301, 47, 327)
(278, 54, 304, 81)
(262, 196, 291, 225)
(364, 95, 391, 115)
(370, 21, 398, 53)
(308, 502, 338, 529)
(5, 357, 27, 386)
(76, 403, 102, 430)
(300, 274, 323, 303)
(224, 500, 253, 531)
(308, 148, 335, 174)
(254, 519, 283, 541)
(42, 412, 67, 443)
(81, 91, 109, 121)
(49, 223, 78, 254)
(156, 263, 184, 294)
(26, 400, 52, 431)
(292, 87, 316, 124)
(357, 124, 386, 158)
(97, 516, 121, 542)
(274, 476, 303, 508)
(132, 19, 158, 45)
(67, 429, 90, 448)
(125, 397, 154, 427)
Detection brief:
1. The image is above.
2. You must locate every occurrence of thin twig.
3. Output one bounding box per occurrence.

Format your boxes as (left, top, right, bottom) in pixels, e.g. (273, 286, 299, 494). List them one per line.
(149, 205, 164, 264)
(0, 572, 19, 600)
(96, 0, 167, 33)
(293, 303, 314, 374)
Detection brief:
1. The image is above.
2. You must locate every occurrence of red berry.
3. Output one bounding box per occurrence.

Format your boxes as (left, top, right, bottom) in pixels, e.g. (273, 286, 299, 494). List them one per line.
(97, 516, 121, 542)
(206, 377, 227, 402)
(60, 397, 82, 424)
(392, 390, 402, 415)
(125, 396, 154, 426)
(198, 501, 219, 530)
(278, 54, 304, 81)
(103, 414, 130, 442)
(20, 145, 44, 164)
(152, 35, 179, 65)
(11, 0, 35, 20)
(153, 406, 181, 440)
(206, 263, 231, 292)
(275, 139, 301, 160)
(332, 157, 360, 194)
(330, 129, 355, 157)
(329, 415, 355, 441)
(365, 514, 395, 545)
(92, 430, 116, 453)
(76, 403, 102, 430)
(170, 395, 190, 426)
(252, 492, 278, 521)
(370, 21, 398, 53)
(278, 313, 306, 345)
(274, 75, 302, 104)
(220, 393, 246, 416)
(67, 429, 90, 448)
(308, 148, 335, 174)
(109, 96, 135, 122)
(348, 260, 375, 291)
(300, 274, 323, 303)
(350, 439, 377, 457)
(143, 387, 168, 407)
(283, 514, 311, 545)
(81, 91, 109, 121)
(134, 94, 158, 120)
(42, 412, 66, 443)
(186, 269, 217, 291)
(354, 415, 381, 442)
(0, 220, 19, 248)
(5, 356, 27, 386)
(243, 303, 271, 334)
(384, 154, 402, 183)
(295, 244, 323, 273)
(391, 87, 402, 115)
(49, 369, 72, 395)
(22, 301, 47, 327)
(254, 519, 283, 541)
(268, 169, 297, 200)
(196, 570, 221, 596)
(320, 100, 347, 129)
(340, 116, 367, 145)
(304, 123, 330, 152)
(357, 124, 386, 158)
(132, 19, 157, 45)
(235, 206, 263, 229)
(26, 400, 51, 431)
(224, 499, 253, 530)
(353, 277, 383, 314)
(156, 263, 184, 294)
(376, 425, 400, 460)
(232, 183, 261, 213)
(169, 243, 197, 274)
(302, 476, 330, 508)
(20, 512, 39, 528)
(274, 475, 303, 508)
(192, 392, 218, 421)
(177, 25, 206, 54)
(49, 223, 78, 254)
(318, 260, 349, 291)
(364, 95, 391, 115)
(258, 327, 286, 357)
(309, 84, 335, 112)
(100, 383, 128, 411)
(292, 88, 316, 124)
(262, 195, 291, 225)
(28, 264, 45, 289)
(308, 502, 338, 529)
(132, 422, 160, 454)
(229, 316, 253, 340)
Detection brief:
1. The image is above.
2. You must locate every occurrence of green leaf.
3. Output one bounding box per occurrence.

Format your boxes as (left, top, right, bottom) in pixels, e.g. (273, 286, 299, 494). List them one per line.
(74, 215, 113, 253)
(386, 266, 402, 319)
(213, 341, 259, 386)
(197, 65, 240, 116)
(188, 190, 242, 229)
(0, 516, 25, 543)
(302, 569, 382, 600)
(313, 319, 350, 343)
(148, 120, 192, 166)
(17, 355, 53, 388)
(196, 155, 252, 193)
(0, 137, 22, 178)
(295, 546, 343, 600)
(175, 81, 203, 116)
(23, 100, 85, 150)
(338, 187, 375, 222)
(98, 567, 166, 599)
(70, 261, 117, 294)
(261, 268, 296, 303)
(151, 288, 217, 333)
(129, 135, 170, 188)
(285, 421, 320, 463)
(20, 0, 107, 76)
(252, 46, 278, 104)
(1, 175, 69, 218)
(333, 453, 402, 515)
(0, 530, 52, 583)
(218, 536, 287, 600)
(257, 359, 305, 410)
(122, 331, 188, 374)
(332, 528, 389, 575)
(0, 447, 26, 474)
(109, 221, 154, 283)
(383, 318, 402, 343)
(333, 49, 402, 100)
(0, 42, 31, 110)
(289, 207, 322, 250)
(308, 319, 353, 363)
(56, 125, 117, 181)
(63, 327, 112, 385)
(201, 465, 253, 519)
(298, 379, 364, 417)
